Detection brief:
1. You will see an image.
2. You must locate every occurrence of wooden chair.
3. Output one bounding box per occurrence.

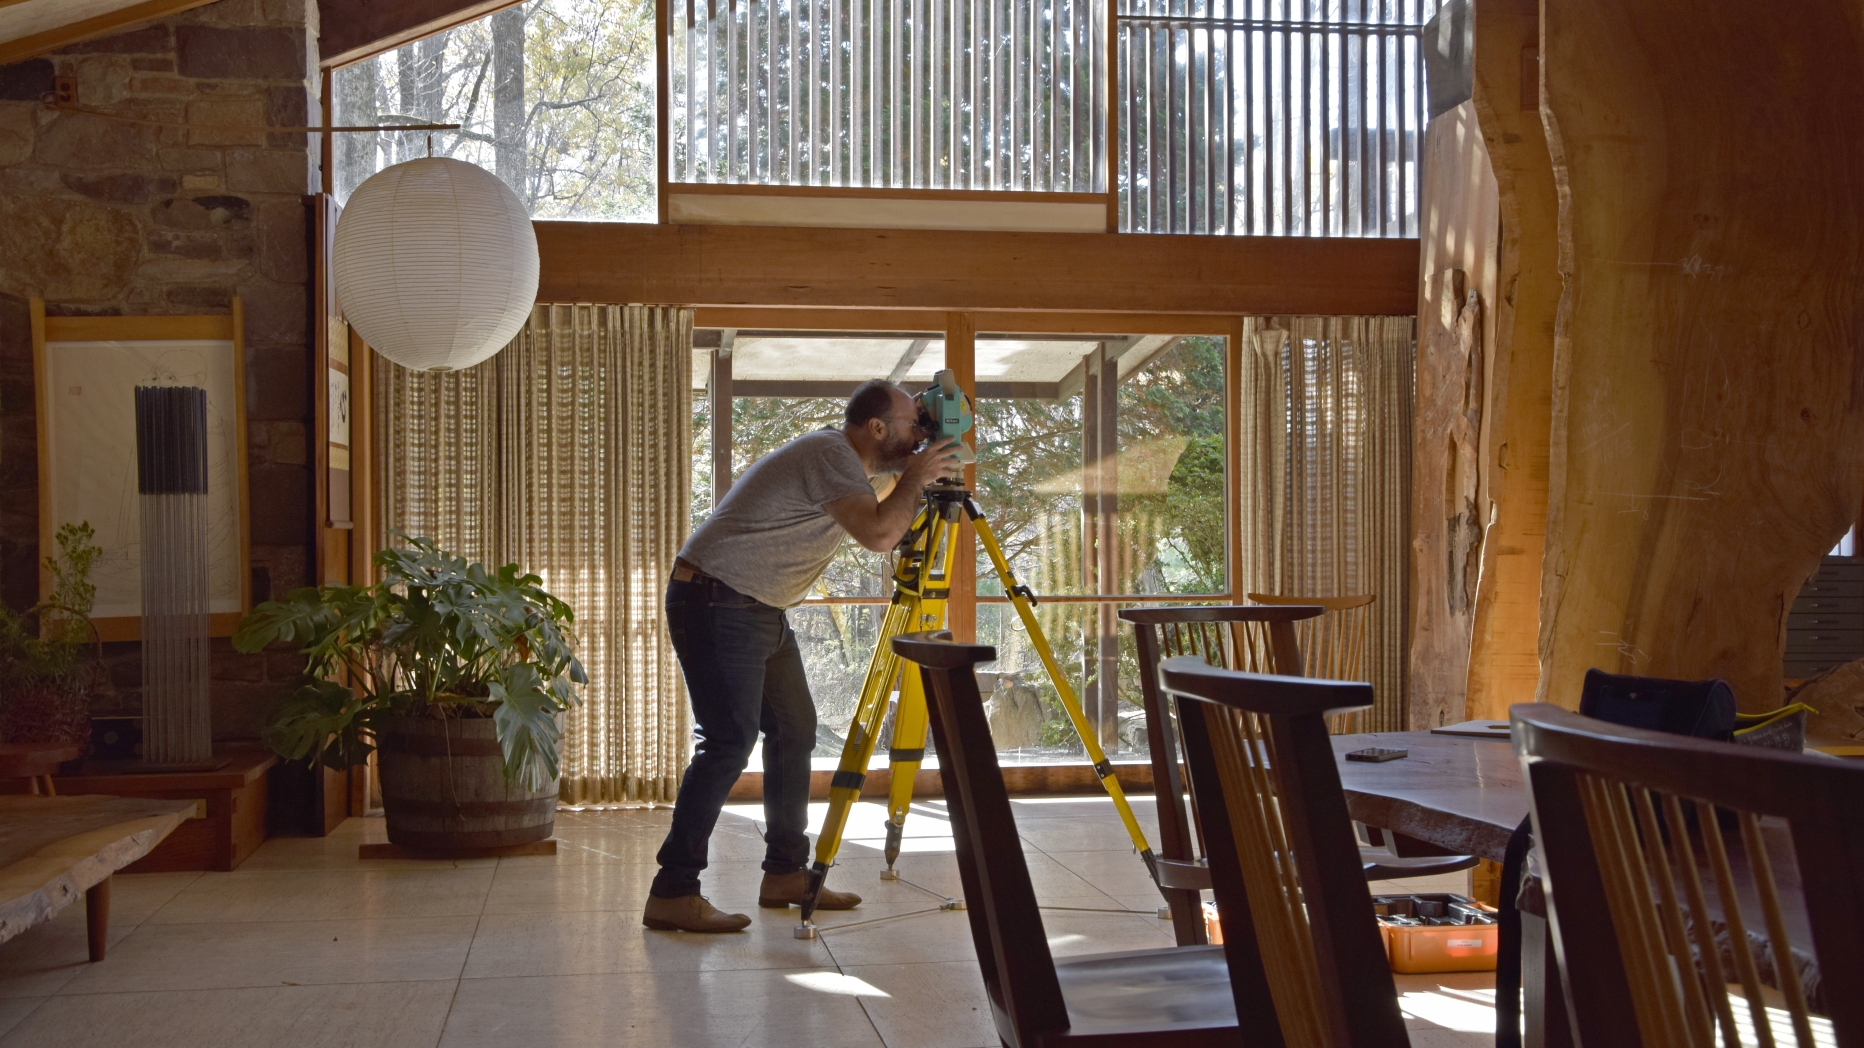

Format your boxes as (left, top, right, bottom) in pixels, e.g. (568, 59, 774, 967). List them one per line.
(1123, 606, 1476, 947)
(892, 632, 1250, 1048)
(1159, 656, 1410, 1047)
(1511, 703, 1863, 1048)
(1246, 594, 1375, 733)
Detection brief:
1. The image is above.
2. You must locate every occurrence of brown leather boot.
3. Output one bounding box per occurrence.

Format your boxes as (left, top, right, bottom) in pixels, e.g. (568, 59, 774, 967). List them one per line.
(642, 894, 751, 932)
(758, 870, 861, 910)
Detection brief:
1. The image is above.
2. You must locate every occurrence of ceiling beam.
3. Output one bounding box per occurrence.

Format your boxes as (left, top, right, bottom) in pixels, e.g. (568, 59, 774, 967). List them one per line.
(886, 338, 932, 383)
(318, 0, 522, 68)
(536, 222, 1420, 317)
(0, 0, 217, 65)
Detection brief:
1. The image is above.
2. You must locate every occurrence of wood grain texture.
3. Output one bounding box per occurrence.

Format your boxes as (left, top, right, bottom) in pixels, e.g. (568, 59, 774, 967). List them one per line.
(533, 221, 1420, 315)
(0, 795, 191, 944)
(317, 0, 523, 67)
(1538, 0, 1864, 711)
(1464, 0, 1558, 720)
(1410, 100, 1500, 729)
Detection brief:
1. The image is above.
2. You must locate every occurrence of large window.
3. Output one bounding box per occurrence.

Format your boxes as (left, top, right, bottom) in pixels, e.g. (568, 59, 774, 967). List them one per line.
(1115, 0, 1439, 235)
(331, 0, 657, 220)
(693, 324, 1230, 766)
(668, 0, 1437, 235)
(668, 0, 1105, 190)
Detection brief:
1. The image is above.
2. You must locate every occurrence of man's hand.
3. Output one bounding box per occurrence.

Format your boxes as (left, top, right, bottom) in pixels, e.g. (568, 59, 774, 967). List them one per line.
(900, 437, 964, 489)
(824, 437, 966, 552)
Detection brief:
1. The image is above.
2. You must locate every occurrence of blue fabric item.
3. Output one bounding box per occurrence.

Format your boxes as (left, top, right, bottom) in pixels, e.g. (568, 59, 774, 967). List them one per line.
(1577, 668, 1738, 741)
(651, 576, 817, 898)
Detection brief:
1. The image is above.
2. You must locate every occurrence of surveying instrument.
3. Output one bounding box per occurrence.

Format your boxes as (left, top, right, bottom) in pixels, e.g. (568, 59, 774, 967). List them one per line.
(795, 370, 1159, 933)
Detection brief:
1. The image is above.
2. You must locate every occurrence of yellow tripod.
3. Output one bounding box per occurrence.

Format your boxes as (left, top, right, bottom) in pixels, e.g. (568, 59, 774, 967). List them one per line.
(796, 479, 1158, 926)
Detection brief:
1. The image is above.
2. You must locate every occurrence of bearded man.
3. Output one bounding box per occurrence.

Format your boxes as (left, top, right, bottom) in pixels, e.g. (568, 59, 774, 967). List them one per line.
(643, 379, 962, 932)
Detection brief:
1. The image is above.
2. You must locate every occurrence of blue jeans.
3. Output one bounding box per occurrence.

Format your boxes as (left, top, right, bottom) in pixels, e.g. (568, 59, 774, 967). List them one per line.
(651, 576, 817, 898)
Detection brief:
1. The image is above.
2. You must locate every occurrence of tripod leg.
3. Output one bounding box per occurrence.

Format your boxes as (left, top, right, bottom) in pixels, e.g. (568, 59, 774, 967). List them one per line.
(969, 507, 1160, 884)
(883, 666, 930, 874)
(800, 599, 912, 926)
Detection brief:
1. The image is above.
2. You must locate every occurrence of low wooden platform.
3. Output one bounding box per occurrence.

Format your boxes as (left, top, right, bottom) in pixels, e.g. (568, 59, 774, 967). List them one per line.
(0, 795, 193, 960)
(357, 838, 557, 860)
(22, 746, 278, 872)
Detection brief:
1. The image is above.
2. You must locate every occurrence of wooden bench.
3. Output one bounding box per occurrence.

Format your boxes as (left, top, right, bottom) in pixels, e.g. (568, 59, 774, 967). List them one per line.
(0, 795, 194, 961)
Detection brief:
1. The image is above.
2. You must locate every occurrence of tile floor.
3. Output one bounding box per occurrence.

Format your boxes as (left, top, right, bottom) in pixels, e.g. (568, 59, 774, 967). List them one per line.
(0, 795, 1498, 1047)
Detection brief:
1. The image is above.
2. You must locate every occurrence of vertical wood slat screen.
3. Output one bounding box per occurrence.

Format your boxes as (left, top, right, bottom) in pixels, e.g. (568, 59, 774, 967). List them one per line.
(669, 0, 1104, 190)
(1237, 315, 1413, 730)
(1116, 0, 1436, 235)
(375, 305, 694, 806)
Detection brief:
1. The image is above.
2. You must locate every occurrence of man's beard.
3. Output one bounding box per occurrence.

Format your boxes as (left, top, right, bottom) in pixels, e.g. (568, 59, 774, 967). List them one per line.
(879, 431, 917, 473)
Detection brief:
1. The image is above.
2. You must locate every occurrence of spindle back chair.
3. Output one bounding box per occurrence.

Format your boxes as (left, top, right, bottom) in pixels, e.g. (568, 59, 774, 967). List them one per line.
(1120, 604, 1321, 945)
(1161, 657, 1410, 1048)
(1246, 594, 1376, 733)
(1511, 703, 1862, 1048)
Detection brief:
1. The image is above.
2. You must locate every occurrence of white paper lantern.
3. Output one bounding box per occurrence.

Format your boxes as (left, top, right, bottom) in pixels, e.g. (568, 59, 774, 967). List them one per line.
(333, 157, 540, 373)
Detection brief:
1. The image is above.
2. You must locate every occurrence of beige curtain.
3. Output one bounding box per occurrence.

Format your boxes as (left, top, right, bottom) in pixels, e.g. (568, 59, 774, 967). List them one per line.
(1238, 316, 1414, 731)
(375, 304, 693, 805)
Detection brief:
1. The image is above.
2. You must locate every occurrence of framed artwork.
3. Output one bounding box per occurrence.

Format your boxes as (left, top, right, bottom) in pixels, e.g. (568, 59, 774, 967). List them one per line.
(32, 301, 251, 641)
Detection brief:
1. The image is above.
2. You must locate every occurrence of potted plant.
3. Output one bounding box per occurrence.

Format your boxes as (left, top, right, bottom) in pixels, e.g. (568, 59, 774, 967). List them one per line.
(233, 535, 585, 850)
(0, 522, 104, 748)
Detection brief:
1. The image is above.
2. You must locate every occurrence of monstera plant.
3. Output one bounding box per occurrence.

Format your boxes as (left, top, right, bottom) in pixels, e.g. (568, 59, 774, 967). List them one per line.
(234, 536, 585, 790)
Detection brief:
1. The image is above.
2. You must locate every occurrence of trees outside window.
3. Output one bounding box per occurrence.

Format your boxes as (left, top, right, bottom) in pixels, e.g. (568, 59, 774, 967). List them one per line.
(332, 0, 656, 220)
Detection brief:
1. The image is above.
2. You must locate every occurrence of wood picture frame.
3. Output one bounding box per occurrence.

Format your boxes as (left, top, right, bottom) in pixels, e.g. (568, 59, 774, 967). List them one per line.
(32, 299, 252, 642)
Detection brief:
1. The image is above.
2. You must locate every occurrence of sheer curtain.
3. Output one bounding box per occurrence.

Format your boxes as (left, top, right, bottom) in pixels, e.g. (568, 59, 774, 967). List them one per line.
(374, 304, 694, 805)
(1238, 316, 1415, 731)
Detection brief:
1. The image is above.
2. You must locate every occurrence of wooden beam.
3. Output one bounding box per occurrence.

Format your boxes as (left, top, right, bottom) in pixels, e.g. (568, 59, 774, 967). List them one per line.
(690, 307, 1240, 336)
(536, 223, 1420, 316)
(317, 0, 523, 68)
(0, 0, 216, 65)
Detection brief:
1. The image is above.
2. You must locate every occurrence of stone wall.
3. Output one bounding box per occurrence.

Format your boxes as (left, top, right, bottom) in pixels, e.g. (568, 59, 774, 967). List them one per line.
(0, 0, 320, 739)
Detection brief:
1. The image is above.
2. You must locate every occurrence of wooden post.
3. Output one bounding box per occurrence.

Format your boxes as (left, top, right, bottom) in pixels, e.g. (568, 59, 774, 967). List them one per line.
(1225, 316, 1244, 601)
(1463, 0, 1558, 721)
(655, 0, 669, 224)
(1409, 98, 1499, 729)
(946, 312, 976, 643)
(711, 331, 734, 507)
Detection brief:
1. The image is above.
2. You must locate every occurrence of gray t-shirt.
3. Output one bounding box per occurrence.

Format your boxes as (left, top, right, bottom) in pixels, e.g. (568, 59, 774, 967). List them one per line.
(681, 429, 880, 607)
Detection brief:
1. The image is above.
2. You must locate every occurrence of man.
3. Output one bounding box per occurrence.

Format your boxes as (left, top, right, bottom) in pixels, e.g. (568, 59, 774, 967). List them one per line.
(643, 379, 962, 933)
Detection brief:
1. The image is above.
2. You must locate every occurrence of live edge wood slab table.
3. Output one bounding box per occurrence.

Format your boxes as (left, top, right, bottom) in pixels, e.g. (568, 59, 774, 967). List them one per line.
(0, 795, 194, 961)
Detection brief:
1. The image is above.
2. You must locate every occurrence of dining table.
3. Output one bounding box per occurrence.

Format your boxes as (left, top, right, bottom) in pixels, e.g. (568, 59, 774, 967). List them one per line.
(1329, 726, 1821, 1048)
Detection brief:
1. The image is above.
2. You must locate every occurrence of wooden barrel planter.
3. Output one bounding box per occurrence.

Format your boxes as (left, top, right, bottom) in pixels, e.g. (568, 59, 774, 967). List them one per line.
(377, 714, 557, 852)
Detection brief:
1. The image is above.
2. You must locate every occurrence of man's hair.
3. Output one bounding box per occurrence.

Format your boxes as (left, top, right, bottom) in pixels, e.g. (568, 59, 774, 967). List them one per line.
(845, 379, 901, 428)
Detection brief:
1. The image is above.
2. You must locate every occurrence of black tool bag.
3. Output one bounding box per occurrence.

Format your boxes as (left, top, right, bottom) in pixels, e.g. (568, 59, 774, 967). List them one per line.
(1576, 668, 1738, 741)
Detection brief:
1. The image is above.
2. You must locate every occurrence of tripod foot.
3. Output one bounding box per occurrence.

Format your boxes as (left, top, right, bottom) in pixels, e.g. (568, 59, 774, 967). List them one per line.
(883, 822, 903, 869)
(798, 863, 829, 923)
(794, 922, 818, 940)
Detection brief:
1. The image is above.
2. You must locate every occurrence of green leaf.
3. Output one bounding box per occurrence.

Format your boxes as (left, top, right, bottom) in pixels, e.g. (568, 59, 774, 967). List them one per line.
(260, 680, 378, 770)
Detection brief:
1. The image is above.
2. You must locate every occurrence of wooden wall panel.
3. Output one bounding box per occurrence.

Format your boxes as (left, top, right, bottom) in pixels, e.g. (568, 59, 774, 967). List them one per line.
(1409, 101, 1500, 729)
(1463, 0, 1558, 719)
(533, 222, 1420, 317)
(1538, 0, 1864, 712)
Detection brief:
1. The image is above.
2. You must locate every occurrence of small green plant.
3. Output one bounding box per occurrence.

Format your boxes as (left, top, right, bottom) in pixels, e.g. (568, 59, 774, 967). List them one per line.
(233, 535, 586, 789)
(0, 521, 103, 689)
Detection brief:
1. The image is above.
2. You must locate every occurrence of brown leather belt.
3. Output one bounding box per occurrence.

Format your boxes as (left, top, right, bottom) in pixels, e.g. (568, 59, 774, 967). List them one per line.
(670, 558, 714, 584)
